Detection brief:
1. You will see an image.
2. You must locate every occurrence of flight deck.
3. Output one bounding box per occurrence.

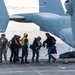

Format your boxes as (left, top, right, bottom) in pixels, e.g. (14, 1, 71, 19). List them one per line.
(0, 59, 75, 75)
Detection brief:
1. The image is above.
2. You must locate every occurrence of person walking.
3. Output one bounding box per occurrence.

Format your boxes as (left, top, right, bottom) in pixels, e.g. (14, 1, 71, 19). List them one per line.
(21, 33, 29, 63)
(15, 35, 21, 63)
(32, 36, 41, 62)
(10, 35, 21, 63)
(43, 33, 56, 63)
(0, 34, 8, 63)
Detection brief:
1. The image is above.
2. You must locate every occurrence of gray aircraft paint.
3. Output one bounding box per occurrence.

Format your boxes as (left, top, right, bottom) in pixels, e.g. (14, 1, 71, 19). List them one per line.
(39, 0, 65, 15)
(0, 0, 9, 32)
(1, 0, 75, 48)
(65, 0, 75, 41)
(9, 0, 75, 48)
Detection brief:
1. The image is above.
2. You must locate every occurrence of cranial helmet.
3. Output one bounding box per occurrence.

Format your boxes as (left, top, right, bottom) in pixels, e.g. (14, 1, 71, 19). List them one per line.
(23, 33, 28, 37)
(1, 33, 5, 36)
(37, 36, 41, 40)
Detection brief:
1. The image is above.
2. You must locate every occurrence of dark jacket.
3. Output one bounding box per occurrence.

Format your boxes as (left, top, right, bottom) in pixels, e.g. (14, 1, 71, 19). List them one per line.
(24, 38, 28, 49)
(0, 38, 8, 49)
(33, 38, 41, 51)
(10, 38, 21, 50)
(43, 36, 56, 47)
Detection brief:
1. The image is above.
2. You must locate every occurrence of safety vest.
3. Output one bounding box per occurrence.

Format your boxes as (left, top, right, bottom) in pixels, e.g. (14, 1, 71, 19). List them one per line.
(21, 37, 25, 46)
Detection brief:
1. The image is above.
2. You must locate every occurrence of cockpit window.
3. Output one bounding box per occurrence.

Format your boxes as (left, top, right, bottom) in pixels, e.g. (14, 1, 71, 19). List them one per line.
(65, 0, 70, 3)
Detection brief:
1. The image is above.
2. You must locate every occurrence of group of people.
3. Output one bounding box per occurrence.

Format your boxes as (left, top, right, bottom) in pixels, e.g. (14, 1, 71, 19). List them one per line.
(0, 32, 56, 63)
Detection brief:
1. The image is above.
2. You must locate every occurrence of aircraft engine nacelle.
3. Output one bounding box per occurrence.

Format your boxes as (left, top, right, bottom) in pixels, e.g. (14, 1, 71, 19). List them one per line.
(59, 28, 75, 48)
(65, 0, 73, 16)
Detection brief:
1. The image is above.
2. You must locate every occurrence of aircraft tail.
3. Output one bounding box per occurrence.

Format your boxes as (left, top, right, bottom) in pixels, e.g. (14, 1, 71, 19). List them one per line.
(0, 0, 9, 32)
(39, 0, 65, 15)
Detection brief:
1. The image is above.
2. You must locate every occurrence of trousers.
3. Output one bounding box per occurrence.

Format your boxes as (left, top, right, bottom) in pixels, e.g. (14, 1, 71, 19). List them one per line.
(48, 47, 56, 62)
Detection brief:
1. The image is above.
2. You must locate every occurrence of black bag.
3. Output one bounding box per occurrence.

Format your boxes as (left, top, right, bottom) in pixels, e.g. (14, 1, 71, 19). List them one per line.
(59, 52, 70, 59)
(52, 37, 56, 46)
(51, 46, 57, 54)
(7, 42, 12, 48)
(59, 51, 75, 59)
(17, 44, 21, 48)
(30, 44, 34, 49)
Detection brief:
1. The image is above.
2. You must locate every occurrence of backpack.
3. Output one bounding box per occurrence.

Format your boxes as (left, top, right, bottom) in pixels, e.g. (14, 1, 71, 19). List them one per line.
(52, 37, 56, 46)
(30, 44, 34, 49)
(7, 41, 12, 49)
(21, 37, 25, 46)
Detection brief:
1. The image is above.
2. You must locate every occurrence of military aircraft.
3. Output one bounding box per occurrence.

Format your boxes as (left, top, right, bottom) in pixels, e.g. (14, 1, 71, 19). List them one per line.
(0, 0, 75, 48)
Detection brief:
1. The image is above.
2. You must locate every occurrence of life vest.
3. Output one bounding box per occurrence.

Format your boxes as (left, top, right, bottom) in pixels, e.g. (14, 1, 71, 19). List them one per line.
(21, 37, 25, 46)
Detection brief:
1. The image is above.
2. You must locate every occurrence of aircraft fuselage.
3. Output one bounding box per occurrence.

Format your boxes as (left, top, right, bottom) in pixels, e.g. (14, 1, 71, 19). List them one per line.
(11, 13, 75, 48)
